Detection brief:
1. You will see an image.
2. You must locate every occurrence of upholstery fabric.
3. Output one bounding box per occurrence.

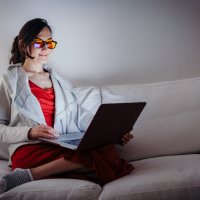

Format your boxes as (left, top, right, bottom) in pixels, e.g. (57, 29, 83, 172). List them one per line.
(0, 159, 12, 177)
(0, 145, 9, 161)
(99, 154, 200, 200)
(0, 178, 102, 200)
(0, 159, 102, 200)
(102, 77, 200, 161)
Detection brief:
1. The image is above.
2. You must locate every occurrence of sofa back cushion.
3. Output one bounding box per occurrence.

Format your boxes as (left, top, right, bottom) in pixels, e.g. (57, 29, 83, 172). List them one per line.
(102, 77, 200, 162)
(0, 86, 102, 160)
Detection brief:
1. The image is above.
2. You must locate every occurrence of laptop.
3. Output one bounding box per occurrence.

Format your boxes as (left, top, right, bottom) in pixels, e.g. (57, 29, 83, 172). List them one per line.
(38, 102, 146, 151)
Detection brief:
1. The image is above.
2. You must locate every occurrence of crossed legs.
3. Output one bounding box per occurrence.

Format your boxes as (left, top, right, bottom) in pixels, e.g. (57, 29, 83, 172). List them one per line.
(0, 157, 94, 195)
(29, 157, 93, 180)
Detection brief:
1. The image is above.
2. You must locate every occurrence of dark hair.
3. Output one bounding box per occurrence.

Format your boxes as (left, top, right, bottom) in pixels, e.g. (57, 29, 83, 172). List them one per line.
(9, 18, 52, 65)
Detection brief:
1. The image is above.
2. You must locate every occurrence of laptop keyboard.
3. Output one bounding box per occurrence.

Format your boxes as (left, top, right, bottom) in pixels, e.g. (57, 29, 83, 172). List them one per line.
(61, 139, 81, 146)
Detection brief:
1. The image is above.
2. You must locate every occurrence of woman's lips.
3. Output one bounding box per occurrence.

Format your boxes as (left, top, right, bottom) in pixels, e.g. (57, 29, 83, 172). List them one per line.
(39, 54, 47, 57)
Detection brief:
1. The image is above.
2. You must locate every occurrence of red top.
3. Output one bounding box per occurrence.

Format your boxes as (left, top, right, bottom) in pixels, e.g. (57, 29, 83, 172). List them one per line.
(29, 80, 55, 128)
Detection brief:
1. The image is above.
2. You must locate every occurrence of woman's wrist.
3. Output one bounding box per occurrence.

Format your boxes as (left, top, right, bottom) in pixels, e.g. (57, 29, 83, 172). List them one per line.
(28, 128, 32, 139)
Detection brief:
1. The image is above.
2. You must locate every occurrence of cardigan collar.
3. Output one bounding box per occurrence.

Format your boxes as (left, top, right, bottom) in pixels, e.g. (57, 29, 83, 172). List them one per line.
(6, 63, 77, 126)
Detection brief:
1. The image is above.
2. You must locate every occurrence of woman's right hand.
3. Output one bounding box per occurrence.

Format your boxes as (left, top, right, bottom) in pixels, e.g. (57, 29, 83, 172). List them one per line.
(28, 124, 59, 139)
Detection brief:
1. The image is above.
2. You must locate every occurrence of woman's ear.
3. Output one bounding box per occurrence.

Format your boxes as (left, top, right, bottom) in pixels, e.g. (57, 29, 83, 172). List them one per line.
(19, 39, 25, 51)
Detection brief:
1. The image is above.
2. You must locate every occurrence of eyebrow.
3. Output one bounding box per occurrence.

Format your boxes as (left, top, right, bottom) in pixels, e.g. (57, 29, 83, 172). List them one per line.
(34, 37, 52, 40)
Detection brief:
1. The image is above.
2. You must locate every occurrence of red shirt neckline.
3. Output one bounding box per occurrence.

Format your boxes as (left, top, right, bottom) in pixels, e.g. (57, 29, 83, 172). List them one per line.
(29, 80, 53, 91)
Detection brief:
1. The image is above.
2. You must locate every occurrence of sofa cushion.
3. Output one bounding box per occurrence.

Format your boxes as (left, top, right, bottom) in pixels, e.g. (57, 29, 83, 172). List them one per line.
(0, 159, 12, 176)
(0, 179, 102, 200)
(0, 159, 102, 200)
(102, 77, 200, 161)
(0, 86, 102, 160)
(0, 144, 9, 161)
(99, 154, 200, 200)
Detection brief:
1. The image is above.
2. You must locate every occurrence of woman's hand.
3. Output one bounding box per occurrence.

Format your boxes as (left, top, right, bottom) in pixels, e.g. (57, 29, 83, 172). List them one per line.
(121, 127, 134, 146)
(28, 124, 59, 139)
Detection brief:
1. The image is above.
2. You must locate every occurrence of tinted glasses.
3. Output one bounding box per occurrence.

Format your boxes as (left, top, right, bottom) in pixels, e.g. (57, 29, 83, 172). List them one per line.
(31, 38, 57, 49)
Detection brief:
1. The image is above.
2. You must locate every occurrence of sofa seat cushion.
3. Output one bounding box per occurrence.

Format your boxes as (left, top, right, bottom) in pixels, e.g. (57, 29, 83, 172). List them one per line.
(0, 159, 102, 200)
(0, 177, 102, 200)
(99, 154, 200, 200)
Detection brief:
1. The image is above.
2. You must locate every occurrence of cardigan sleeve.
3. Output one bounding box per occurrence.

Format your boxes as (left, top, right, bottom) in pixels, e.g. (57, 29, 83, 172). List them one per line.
(0, 76, 32, 144)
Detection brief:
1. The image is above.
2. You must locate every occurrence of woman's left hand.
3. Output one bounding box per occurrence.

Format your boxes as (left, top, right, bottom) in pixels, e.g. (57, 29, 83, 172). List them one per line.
(121, 127, 134, 146)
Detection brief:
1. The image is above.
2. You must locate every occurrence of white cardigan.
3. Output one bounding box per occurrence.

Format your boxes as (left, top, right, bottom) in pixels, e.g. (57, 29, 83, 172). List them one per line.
(0, 63, 94, 166)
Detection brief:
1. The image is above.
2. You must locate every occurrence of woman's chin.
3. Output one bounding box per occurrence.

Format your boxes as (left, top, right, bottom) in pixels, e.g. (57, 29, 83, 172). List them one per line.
(37, 58, 49, 64)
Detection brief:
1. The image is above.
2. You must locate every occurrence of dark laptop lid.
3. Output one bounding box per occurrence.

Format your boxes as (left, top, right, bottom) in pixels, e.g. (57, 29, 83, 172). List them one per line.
(77, 102, 146, 151)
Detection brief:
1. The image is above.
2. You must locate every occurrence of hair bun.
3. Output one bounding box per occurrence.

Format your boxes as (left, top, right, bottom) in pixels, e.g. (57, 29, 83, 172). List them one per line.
(9, 35, 22, 64)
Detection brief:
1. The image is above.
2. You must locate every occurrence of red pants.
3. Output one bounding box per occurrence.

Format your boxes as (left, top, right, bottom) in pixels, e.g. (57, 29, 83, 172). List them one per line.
(11, 143, 134, 184)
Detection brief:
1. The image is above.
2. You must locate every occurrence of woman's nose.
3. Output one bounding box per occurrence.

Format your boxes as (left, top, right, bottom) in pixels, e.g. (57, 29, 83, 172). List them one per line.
(42, 43, 48, 50)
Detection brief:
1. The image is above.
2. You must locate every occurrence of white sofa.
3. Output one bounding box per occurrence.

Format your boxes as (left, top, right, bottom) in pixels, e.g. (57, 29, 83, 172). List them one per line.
(0, 77, 200, 200)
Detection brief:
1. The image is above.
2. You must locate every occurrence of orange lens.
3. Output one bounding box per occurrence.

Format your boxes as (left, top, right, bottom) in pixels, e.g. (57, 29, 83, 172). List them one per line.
(46, 41, 56, 49)
(34, 41, 44, 48)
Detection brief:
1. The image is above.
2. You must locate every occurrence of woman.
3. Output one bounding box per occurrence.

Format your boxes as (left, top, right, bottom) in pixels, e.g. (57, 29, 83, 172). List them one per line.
(0, 18, 134, 194)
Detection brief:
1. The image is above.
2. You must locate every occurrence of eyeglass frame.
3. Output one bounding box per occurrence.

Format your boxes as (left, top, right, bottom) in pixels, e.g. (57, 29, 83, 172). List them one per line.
(31, 38, 57, 49)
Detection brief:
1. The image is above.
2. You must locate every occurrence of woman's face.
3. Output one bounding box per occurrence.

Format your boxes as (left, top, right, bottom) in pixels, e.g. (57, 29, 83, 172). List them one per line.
(27, 26, 53, 64)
